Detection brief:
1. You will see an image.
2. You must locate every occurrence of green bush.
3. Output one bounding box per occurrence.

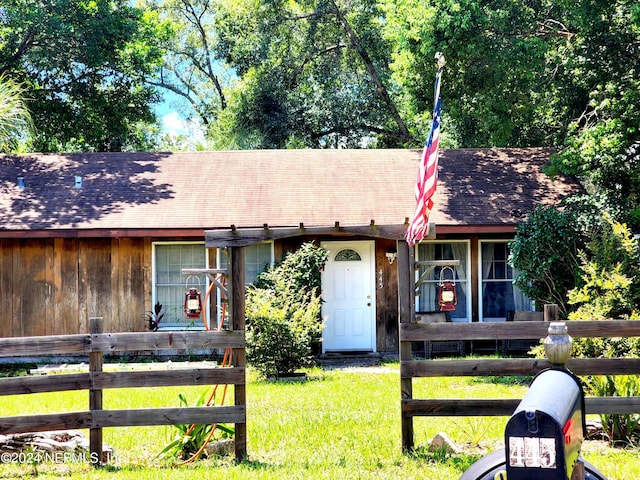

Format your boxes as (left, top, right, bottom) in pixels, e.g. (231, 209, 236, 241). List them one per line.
(246, 242, 328, 379)
(583, 375, 640, 447)
(568, 215, 640, 321)
(246, 287, 322, 378)
(509, 196, 627, 319)
(571, 336, 640, 359)
(509, 204, 586, 317)
(253, 242, 327, 307)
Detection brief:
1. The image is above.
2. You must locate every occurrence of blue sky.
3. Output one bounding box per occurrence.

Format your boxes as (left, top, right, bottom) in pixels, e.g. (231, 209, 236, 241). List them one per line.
(154, 92, 206, 146)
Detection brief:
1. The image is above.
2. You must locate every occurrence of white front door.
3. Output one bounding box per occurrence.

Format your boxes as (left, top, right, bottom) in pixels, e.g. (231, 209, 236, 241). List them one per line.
(321, 241, 376, 353)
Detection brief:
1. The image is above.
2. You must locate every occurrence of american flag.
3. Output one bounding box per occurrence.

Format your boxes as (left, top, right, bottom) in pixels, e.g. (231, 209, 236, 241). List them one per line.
(406, 54, 445, 246)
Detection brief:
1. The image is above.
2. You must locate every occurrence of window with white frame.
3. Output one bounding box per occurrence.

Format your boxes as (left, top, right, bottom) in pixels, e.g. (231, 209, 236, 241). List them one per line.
(479, 240, 533, 322)
(153, 242, 274, 330)
(416, 241, 470, 322)
(218, 242, 273, 285)
(153, 242, 208, 329)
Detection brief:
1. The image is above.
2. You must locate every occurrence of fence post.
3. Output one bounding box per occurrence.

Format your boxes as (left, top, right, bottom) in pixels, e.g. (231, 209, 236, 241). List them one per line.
(544, 304, 558, 322)
(397, 240, 415, 452)
(89, 316, 103, 465)
(229, 247, 247, 461)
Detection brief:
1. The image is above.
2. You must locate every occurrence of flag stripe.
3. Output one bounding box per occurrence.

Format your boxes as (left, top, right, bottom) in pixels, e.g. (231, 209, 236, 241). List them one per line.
(406, 70, 443, 247)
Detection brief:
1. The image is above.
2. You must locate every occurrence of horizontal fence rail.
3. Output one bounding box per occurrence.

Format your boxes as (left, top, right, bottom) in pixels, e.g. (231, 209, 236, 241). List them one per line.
(401, 320, 640, 341)
(399, 317, 640, 451)
(0, 406, 246, 435)
(0, 367, 246, 396)
(0, 324, 246, 463)
(0, 330, 244, 357)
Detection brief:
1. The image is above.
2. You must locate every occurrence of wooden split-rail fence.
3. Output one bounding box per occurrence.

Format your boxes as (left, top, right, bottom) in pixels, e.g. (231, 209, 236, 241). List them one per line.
(0, 317, 247, 463)
(399, 305, 640, 451)
(395, 242, 640, 451)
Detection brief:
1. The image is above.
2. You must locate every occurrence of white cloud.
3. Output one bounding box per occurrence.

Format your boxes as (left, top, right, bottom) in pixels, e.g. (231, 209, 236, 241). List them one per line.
(161, 112, 188, 136)
(159, 111, 207, 150)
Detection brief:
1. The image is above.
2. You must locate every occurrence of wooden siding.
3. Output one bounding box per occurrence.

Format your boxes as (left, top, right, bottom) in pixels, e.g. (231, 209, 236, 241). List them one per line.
(376, 238, 399, 352)
(0, 238, 151, 336)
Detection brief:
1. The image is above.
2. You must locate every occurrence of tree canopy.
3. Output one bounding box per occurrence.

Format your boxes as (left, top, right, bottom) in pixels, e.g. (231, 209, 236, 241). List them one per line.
(2, 0, 639, 221)
(544, 0, 640, 226)
(0, 0, 168, 152)
(210, 0, 406, 148)
(144, 0, 234, 132)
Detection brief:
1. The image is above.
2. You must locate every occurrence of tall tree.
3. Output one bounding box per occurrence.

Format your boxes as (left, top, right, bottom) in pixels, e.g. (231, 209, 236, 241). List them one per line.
(212, 0, 411, 148)
(0, 0, 168, 152)
(143, 0, 640, 173)
(144, 0, 234, 132)
(382, 0, 578, 148)
(384, 0, 640, 225)
(544, 0, 640, 228)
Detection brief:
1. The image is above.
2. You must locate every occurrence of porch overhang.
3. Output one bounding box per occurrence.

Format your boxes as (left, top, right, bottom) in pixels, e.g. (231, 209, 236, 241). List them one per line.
(435, 225, 518, 235)
(204, 222, 436, 248)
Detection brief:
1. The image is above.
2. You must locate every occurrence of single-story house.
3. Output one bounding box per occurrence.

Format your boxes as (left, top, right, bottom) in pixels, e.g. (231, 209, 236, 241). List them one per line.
(0, 148, 581, 353)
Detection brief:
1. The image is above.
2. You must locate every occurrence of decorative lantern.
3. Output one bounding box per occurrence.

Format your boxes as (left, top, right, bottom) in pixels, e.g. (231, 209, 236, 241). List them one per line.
(438, 266, 457, 312)
(184, 287, 202, 319)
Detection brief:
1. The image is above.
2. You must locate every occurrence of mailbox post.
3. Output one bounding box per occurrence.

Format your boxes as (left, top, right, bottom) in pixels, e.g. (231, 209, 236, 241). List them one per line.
(460, 322, 607, 480)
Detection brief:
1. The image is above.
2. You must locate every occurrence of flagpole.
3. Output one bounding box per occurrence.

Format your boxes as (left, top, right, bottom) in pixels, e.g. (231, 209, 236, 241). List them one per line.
(433, 52, 446, 110)
(405, 53, 445, 247)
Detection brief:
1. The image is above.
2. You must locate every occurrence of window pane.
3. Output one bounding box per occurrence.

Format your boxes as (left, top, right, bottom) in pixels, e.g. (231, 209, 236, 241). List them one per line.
(219, 243, 273, 284)
(335, 249, 361, 261)
(155, 244, 206, 327)
(494, 262, 506, 279)
(481, 241, 532, 320)
(482, 282, 516, 318)
(416, 242, 468, 321)
(247, 243, 272, 283)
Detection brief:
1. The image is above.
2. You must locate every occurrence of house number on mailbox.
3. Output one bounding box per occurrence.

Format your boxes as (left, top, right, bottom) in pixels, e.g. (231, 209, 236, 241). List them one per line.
(509, 436, 557, 469)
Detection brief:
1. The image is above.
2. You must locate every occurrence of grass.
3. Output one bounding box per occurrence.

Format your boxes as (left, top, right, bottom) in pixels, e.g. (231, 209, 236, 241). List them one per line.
(0, 362, 638, 479)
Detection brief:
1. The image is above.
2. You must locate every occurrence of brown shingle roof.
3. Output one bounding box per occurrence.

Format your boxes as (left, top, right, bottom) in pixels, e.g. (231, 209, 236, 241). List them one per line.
(0, 148, 581, 234)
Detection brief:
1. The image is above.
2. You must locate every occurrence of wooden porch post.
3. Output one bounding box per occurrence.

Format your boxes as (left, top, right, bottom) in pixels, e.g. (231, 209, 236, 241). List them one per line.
(397, 240, 415, 452)
(229, 246, 247, 461)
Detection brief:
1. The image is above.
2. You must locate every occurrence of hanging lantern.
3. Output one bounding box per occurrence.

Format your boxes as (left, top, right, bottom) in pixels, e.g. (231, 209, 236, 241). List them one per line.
(184, 275, 203, 320)
(438, 266, 457, 312)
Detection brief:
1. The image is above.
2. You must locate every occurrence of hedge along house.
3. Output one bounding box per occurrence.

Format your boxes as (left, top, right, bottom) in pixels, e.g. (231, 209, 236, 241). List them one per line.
(0, 149, 580, 354)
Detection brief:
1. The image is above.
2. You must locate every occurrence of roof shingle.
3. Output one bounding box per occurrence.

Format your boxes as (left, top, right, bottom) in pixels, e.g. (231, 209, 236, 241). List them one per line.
(0, 148, 581, 233)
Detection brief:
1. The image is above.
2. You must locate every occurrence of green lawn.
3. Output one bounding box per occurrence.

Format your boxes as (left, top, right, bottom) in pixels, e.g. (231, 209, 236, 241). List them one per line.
(0, 363, 637, 479)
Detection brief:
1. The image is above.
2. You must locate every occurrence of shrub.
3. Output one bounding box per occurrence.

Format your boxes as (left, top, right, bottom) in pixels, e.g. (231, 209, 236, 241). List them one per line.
(509, 204, 585, 317)
(509, 196, 626, 319)
(568, 215, 640, 320)
(246, 287, 322, 378)
(253, 242, 327, 308)
(246, 242, 328, 379)
(583, 375, 640, 446)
